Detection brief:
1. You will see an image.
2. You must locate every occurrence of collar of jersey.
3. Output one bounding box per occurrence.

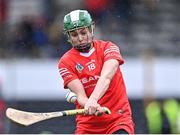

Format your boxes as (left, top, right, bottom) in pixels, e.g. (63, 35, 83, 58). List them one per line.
(80, 47, 95, 57)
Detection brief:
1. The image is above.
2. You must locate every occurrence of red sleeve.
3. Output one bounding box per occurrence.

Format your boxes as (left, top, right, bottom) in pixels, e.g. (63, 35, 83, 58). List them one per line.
(104, 42, 124, 65)
(58, 59, 78, 89)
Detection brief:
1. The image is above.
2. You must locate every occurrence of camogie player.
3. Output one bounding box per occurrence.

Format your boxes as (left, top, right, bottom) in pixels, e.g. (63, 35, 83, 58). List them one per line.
(58, 9, 134, 134)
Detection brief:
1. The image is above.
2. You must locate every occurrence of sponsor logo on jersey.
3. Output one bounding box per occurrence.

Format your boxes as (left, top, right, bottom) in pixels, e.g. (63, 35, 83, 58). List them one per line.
(81, 75, 100, 84)
(76, 63, 84, 73)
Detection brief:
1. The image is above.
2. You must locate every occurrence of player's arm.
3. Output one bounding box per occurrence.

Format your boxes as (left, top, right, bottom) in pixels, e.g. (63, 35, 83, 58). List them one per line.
(67, 79, 88, 107)
(85, 59, 119, 114)
(58, 60, 88, 107)
(90, 59, 119, 100)
(88, 42, 123, 103)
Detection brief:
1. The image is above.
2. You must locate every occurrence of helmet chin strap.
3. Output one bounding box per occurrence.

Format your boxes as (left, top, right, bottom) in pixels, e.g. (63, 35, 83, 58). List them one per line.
(73, 43, 92, 53)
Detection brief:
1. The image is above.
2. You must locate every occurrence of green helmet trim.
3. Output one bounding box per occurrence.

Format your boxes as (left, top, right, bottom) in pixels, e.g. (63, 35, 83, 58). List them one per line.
(63, 10, 92, 32)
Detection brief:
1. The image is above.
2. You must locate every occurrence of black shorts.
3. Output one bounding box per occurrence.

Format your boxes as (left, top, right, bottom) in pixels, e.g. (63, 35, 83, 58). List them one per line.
(112, 129, 129, 134)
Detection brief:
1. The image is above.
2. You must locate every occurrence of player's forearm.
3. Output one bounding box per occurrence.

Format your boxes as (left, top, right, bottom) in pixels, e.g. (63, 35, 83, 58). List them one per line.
(77, 96, 88, 107)
(89, 75, 111, 101)
(67, 79, 88, 107)
(89, 59, 119, 102)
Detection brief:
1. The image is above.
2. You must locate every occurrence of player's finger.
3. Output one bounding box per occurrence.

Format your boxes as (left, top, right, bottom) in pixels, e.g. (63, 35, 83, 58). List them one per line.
(95, 106, 104, 116)
(84, 107, 89, 115)
(88, 107, 96, 115)
(95, 110, 102, 116)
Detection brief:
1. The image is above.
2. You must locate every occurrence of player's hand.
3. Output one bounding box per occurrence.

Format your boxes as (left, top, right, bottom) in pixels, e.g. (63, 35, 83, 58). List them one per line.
(84, 98, 99, 115)
(94, 106, 106, 116)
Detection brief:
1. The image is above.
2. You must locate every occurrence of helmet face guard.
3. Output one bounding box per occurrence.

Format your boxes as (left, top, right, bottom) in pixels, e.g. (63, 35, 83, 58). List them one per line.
(73, 42, 92, 53)
(63, 10, 94, 52)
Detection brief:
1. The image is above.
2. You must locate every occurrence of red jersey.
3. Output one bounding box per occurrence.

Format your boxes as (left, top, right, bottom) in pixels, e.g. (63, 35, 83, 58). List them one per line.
(58, 40, 134, 134)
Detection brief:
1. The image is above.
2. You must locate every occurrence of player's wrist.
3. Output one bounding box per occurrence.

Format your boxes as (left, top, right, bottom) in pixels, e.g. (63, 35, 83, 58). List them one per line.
(89, 96, 98, 102)
(78, 97, 88, 107)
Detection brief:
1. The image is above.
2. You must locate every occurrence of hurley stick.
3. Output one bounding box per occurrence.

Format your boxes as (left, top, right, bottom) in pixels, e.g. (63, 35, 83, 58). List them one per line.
(6, 107, 111, 126)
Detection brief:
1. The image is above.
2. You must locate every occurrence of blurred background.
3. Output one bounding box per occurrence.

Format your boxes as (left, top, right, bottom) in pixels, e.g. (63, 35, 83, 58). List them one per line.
(0, 0, 180, 134)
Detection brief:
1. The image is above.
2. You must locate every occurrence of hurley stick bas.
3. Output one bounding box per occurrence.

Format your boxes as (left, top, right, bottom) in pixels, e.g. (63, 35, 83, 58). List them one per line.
(6, 107, 111, 126)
